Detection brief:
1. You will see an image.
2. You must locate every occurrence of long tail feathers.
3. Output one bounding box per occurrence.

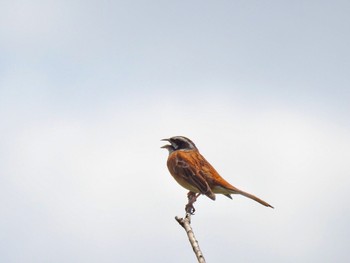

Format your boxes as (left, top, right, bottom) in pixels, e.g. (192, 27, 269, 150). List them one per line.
(235, 189, 274, 208)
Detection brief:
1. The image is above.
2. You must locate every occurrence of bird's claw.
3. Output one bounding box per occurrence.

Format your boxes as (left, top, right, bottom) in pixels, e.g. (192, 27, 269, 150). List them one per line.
(185, 192, 200, 214)
(185, 203, 196, 214)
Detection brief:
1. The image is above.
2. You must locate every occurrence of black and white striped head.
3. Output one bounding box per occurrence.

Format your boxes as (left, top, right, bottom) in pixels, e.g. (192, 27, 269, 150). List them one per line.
(161, 136, 197, 153)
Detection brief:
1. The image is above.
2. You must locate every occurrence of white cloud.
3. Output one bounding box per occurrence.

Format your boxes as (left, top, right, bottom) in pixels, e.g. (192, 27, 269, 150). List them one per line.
(1, 0, 350, 262)
(2, 101, 349, 262)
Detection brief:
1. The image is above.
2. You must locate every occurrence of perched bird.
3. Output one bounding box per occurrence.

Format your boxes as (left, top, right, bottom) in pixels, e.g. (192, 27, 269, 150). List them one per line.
(161, 136, 273, 213)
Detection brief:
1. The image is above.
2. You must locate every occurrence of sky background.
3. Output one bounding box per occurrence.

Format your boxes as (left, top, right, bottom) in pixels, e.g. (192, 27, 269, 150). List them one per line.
(1, 0, 350, 262)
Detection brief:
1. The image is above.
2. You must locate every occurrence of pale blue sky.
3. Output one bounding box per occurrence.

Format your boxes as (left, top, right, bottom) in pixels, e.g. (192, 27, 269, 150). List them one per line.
(1, 1, 350, 262)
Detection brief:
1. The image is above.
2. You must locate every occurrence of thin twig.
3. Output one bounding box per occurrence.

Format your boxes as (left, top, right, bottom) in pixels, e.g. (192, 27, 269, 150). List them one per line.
(175, 213, 206, 263)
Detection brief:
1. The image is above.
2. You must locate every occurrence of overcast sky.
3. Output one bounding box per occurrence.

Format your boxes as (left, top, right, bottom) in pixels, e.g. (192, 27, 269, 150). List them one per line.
(1, 1, 350, 262)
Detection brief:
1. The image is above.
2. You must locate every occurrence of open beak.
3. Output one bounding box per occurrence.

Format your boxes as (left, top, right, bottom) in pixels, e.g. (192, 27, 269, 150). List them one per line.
(160, 138, 170, 148)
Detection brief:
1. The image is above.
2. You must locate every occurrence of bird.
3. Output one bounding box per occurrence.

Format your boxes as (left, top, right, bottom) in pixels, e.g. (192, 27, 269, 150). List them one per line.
(161, 136, 273, 213)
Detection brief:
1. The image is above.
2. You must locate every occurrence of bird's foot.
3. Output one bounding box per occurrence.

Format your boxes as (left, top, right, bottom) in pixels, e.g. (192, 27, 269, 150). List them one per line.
(185, 203, 196, 214)
(185, 192, 200, 215)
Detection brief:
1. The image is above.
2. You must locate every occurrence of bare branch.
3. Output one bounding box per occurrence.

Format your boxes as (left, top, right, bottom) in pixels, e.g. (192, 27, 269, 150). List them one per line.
(175, 213, 206, 263)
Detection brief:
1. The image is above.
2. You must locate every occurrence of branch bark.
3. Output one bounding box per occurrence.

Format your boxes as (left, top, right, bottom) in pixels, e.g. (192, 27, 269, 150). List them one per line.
(175, 213, 206, 263)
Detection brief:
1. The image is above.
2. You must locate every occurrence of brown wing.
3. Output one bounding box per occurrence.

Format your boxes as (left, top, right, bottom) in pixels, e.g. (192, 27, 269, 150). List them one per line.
(195, 153, 237, 190)
(196, 153, 274, 208)
(172, 150, 216, 200)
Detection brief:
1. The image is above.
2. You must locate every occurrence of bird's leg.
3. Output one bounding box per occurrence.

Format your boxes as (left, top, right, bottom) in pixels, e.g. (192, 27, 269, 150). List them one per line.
(185, 192, 201, 214)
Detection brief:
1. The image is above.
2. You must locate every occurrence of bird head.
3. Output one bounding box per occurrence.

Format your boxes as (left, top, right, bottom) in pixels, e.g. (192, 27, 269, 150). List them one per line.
(161, 136, 197, 153)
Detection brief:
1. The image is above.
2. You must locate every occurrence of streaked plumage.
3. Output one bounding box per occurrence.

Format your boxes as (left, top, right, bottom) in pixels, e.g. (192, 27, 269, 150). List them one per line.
(161, 136, 273, 209)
